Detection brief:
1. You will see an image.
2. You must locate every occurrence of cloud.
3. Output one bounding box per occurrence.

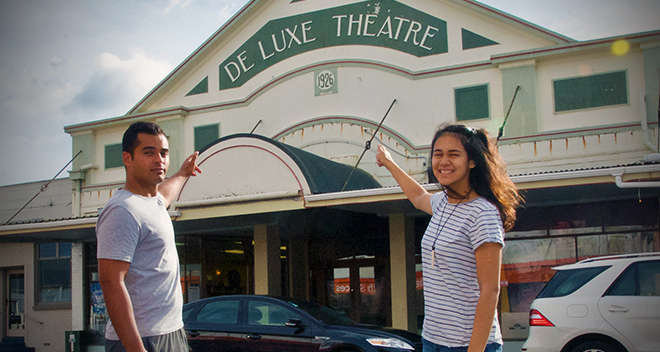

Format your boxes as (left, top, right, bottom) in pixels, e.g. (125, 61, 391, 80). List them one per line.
(65, 49, 172, 117)
(218, 1, 247, 24)
(486, 0, 660, 41)
(540, 1, 660, 40)
(164, 0, 194, 13)
(0, 60, 78, 118)
(49, 56, 69, 68)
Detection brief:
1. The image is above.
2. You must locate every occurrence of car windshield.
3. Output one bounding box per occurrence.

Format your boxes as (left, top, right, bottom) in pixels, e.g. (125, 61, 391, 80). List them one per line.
(282, 299, 356, 326)
(537, 265, 610, 298)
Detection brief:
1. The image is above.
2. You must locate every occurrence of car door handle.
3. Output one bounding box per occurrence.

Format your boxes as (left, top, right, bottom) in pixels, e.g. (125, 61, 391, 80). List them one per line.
(188, 331, 200, 337)
(246, 334, 262, 340)
(608, 305, 629, 313)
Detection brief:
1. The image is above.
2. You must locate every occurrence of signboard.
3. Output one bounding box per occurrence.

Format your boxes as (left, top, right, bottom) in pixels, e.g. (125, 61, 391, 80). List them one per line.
(220, 0, 448, 90)
(315, 68, 337, 96)
(334, 277, 376, 295)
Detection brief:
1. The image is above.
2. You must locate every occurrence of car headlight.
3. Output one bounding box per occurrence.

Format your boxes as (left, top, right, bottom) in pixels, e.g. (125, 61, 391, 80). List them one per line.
(366, 337, 415, 350)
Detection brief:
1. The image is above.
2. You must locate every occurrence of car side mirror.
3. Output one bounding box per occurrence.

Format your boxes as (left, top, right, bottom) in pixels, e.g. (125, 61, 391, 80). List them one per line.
(285, 318, 304, 329)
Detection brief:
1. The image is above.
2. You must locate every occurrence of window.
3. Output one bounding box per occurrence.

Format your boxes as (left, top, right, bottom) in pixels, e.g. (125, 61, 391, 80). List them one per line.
(248, 300, 300, 326)
(104, 143, 123, 169)
(194, 124, 219, 152)
(553, 70, 628, 112)
(537, 266, 610, 298)
(196, 299, 240, 324)
(455, 84, 489, 121)
(607, 260, 660, 296)
(37, 243, 72, 304)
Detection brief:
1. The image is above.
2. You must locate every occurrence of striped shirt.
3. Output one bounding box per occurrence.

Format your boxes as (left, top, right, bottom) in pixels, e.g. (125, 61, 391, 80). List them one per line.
(421, 191, 504, 347)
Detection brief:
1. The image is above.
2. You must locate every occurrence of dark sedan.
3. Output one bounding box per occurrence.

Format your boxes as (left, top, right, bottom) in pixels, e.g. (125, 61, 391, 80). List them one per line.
(183, 295, 422, 352)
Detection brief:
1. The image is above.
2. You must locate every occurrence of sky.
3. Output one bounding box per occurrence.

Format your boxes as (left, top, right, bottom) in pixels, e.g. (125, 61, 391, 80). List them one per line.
(0, 0, 658, 187)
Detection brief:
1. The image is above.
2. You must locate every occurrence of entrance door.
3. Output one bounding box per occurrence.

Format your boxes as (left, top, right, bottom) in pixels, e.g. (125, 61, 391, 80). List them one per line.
(329, 258, 388, 325)
(5, 268, 25, 337)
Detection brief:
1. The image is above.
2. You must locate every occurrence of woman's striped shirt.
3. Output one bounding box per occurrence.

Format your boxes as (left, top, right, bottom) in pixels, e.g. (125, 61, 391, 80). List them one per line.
(421, 191, 504, 347)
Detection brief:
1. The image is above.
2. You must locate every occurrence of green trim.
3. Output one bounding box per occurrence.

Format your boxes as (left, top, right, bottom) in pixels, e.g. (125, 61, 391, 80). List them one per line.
(455, 84, 490, 121)
(553, 70, 628, 112)
(104, 143, 123, 169)
(461, 28, 498, 50)
(186, 76, 209, 96)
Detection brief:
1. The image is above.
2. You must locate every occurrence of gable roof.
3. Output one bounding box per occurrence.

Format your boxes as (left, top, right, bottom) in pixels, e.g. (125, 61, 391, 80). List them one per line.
(124, 0, 574, 116)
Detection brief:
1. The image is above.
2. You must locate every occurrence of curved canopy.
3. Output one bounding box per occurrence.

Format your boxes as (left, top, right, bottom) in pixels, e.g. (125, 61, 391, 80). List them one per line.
(176, 133, 381, 206)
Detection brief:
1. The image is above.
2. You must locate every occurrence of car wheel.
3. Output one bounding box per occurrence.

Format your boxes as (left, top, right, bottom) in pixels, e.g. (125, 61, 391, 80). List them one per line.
(569, 341, 620, 352)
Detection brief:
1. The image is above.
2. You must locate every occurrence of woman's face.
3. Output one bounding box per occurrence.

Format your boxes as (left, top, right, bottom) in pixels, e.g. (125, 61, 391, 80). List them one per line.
(431, 133, 475, 193)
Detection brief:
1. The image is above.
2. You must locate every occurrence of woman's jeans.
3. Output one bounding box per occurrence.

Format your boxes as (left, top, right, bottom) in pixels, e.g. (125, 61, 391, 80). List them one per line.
(422, 338, 503, 352)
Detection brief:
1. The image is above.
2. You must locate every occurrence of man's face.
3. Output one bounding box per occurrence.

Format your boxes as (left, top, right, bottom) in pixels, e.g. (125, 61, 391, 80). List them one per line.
(123, 133, 170, 187)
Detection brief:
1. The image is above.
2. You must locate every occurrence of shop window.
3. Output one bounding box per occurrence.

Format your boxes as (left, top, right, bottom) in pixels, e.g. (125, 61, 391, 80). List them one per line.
(500, 197, 659, 339)
(87, 243, 107, 340)
(507, 207, 548, 238)
(37, 242, 72, 304)
(194, 124, 219, 152)
(104, 143, 123, 169)
(553, 70, 628, 112)
(577, 232, 657, 258)
(603, 198, 660, 232)
(455, 84, 489, 121)
(547, 203, 602, 236)
(179, 235, 255, 302)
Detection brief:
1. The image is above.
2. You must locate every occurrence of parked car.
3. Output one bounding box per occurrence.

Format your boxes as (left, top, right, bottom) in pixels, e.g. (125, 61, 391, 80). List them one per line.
(522, 252, 660, 352)
(183, 295, 422, 352)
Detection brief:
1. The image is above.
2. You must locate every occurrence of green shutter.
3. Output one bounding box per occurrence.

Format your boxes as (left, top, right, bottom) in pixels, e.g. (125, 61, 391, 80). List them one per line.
(554, 71, 628, 112)
(455, 85, 489, 121)
(195, 124, 220, 152)
(104, 143, 123, 169)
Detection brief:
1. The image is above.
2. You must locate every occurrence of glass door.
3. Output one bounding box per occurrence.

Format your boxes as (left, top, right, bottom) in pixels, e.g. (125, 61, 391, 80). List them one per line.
(5, 268, 25, 337)
(328, 258, 389, 325)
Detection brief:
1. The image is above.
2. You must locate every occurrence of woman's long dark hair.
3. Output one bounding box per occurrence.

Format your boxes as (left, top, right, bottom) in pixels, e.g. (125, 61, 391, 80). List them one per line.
(427, 124, 522, 231)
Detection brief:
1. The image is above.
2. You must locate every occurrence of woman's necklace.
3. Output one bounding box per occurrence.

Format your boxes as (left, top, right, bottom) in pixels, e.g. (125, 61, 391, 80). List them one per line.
(431, 187, 472, 267)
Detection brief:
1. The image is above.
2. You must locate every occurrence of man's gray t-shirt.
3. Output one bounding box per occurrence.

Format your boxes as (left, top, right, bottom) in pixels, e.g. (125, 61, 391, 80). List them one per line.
(96, 189, 183, 339)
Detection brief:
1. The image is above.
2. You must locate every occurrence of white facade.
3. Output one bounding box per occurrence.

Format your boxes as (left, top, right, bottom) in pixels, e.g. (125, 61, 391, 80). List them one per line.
(1, 1, 659, 351)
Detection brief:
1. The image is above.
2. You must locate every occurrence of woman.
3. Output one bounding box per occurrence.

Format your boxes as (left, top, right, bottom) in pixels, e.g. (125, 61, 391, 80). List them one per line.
(375, 124, 521, 352)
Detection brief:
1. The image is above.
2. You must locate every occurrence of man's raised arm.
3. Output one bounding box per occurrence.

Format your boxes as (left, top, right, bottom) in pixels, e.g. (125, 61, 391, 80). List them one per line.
(159, 151, 202, 207)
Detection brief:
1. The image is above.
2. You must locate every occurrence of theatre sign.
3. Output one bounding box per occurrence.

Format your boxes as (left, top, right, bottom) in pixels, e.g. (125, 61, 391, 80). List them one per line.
(220, 0, 448, 90)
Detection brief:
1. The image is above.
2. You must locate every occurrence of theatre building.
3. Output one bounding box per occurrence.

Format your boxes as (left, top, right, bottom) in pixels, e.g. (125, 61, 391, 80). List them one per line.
(1, 0, 659, 351)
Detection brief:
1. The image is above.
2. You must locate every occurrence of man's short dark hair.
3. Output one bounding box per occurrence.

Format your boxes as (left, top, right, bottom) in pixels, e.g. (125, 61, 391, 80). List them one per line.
(122, 122, 165, 156)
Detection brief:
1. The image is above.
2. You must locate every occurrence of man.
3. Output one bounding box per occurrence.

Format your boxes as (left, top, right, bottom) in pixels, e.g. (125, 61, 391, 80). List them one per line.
(96, 122, 201, 352)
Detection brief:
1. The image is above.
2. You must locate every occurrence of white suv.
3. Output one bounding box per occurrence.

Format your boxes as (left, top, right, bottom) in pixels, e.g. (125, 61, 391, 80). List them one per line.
(522, 252, 660, 352)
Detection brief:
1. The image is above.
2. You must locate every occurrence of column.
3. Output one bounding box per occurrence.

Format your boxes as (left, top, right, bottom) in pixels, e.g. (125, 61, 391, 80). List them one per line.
(254, 224, 281, 296)
(288, 237, 309, 300)
(70, 243, 85, 330)
(389, 213, 417, 332)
